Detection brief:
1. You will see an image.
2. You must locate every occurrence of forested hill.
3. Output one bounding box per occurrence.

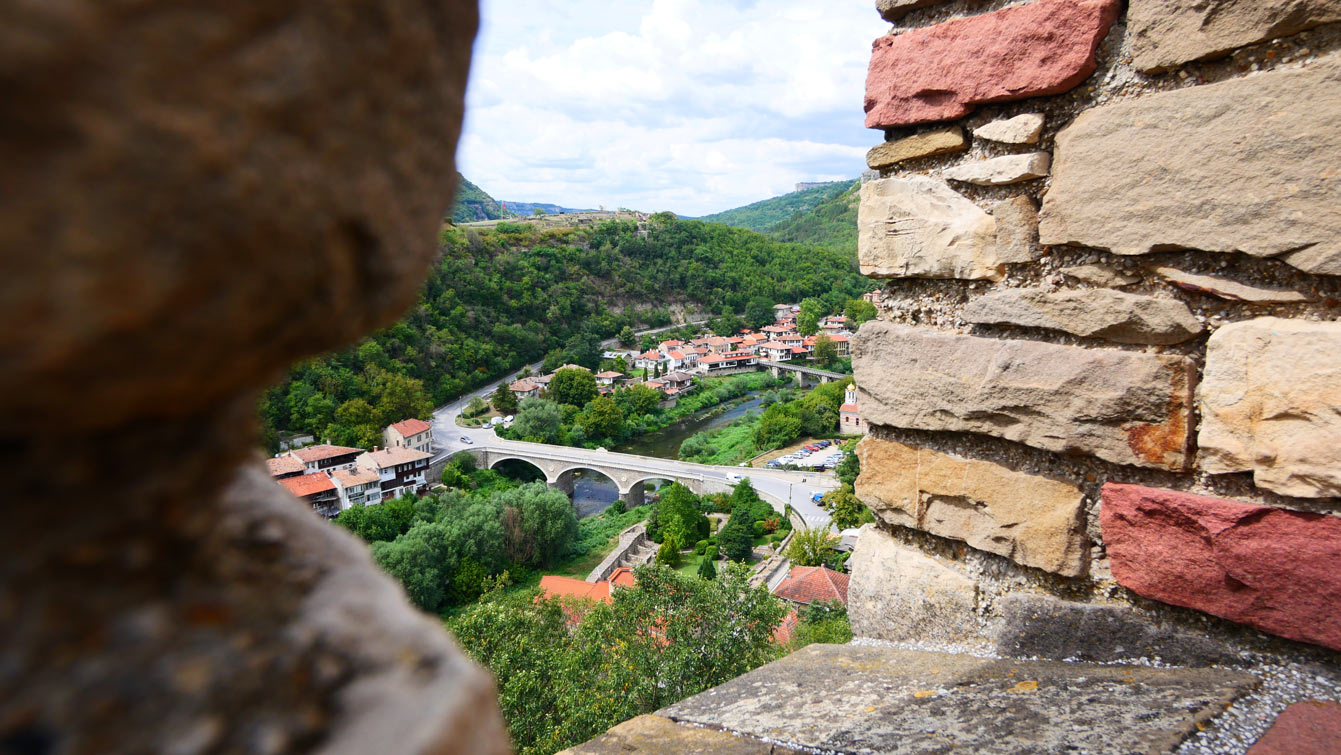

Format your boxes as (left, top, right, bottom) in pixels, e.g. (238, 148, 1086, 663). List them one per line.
(767, 181, 860, 256)
(698, 180, 855, 232)
(260, 215, 870, 449)
(449, 175, 512, 223)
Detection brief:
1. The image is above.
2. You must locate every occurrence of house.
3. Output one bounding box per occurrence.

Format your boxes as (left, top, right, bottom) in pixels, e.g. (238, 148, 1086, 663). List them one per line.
(279, 472, 341, 519)
(509, 378, 541, 401)
(555, 364, 590, 374)
(287, 444, 363, 473)
(634, 350, 666, 371)
(761, 324, 793, 337)
(828, 333, 851, 356)
(357, 446, 432, 500)
(330, 466, 384, 509)
(662, 371, 694, 392)
(772, 565, 850, 607)
(265, 455, 307, 480)
(779, 333, 804, 349)
(759, 341, 793, 362)
(821, 315, 851, 335)
(700, 351, 758, 372)
(595, 370, 624, 386)
(666, 349, 698, 370)
(384, 418, 432, 455)
(531, 374, 553, 390)
(539, 567, 636, 624)
(840, 384, 865, 435)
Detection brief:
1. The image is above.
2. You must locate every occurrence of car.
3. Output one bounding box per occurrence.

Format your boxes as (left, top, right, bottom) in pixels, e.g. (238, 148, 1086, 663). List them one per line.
(726, 473, 744, 482)
(504, 415, 515, 423)
(812, 493, 825, 503)
(459, 436, 473, 444)
(595, 447, 608, 453)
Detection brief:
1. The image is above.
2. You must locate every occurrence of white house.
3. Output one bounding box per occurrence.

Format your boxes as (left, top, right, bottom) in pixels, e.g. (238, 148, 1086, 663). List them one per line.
(759, 341, 794, 362)
(330, 467, 384, 509)
(384, 418, 432, 454)
(357, 447, 432, 500)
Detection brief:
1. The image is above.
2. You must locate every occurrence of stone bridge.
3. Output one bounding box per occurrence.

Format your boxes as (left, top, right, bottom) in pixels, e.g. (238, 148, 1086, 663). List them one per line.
(467, 445, 713, 507)
(759, 360, 846, 388)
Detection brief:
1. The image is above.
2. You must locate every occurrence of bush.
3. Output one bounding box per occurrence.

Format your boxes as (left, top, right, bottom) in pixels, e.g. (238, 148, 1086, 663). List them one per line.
(752, 521, 766, 537)
(693, 540, 709, 555)
(657, 537, 682, 568)
(697, 557, 717, 581)
(704, 545, 719, 561)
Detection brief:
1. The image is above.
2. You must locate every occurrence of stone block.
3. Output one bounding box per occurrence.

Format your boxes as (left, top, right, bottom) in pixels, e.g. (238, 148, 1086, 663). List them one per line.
(994, 593, 1239, 666)
(975, 113, 1046, 144)
(1061, 264, 1140, 287)
(866, 126, 967, 170)
(991, 196, 1041, 264)
(1249, 701, 1341, 755)
(852, 322, 1195, 470)
(1152, 266, 1314, 304)
(864, 0, 1119, 127)
(1199, 318, 1341, 498)
(559, 715, 773, 755)
(858, 176, 1004, 280)
(875, 0, 950, 23)
(847, 525, 980, 644)
(855, 438, 1088, 576)
(943, 152, 1051, 185)
(963, 287, 1203, 344)
(1129, 0, 1341, 73)
(1039, 56, 1341, 276)
(659, 644, 1256, 755)
(1101, 483, 1341, 652)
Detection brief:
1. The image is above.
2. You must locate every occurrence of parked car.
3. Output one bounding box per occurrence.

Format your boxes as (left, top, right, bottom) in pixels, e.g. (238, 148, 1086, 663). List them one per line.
(727, 473, 744, 482)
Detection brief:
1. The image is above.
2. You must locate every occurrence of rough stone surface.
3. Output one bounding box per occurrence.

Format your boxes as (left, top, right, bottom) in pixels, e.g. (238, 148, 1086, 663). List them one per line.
(848, 526, 980, 645)
(995, 594, 1239, 666)
(866, 126, 967, 170)
(963, 287, 1203, 344)
(559, 715, 775, 755)
(1062, 264, 1140, 287)
(1101, 483, 1341, 653)
(1039, 56, 1341, 276)
(875, 0, 950, 23)
(942, 152, 1051, 185)
(1248, 701, 1341, 755)
(1199, 318, 1341, 498)
(1129, 0, 1341, 73)
(991, 196, 1041, 263)
(659, 644, 1257, 755)
(855, 438, 1088, 576)
(974, 113, 1046, 144)
(864, 0, 1120, 127)
(858, 177, 1004, 281)
(0, 2, 511, 752)
(852, 322, 1195, 470)
(1152, 266, 1315, 304)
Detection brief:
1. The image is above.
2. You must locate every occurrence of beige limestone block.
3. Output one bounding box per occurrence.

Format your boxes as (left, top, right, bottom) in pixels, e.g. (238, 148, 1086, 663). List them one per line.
(990, 196, 1041, 263)
(866, 126, 968, 170)
(1152, 266, 1315, 304)
(943, 152, 1050, 185)
(852, 321, 1195, 470)
(975, 113, 1046, 144)
(963, 287, 1203, 344)
(1040, 56, 1341, 276)
(1199, 318, 1341, 498)
(1129, 0, 1341, 73)
(876, 0, 951, 22)
(858, 176, 1004, 280)
(847, 525, 982, 645)
(856, 438, 1088, 576)
(1061, 264, 1140, 287)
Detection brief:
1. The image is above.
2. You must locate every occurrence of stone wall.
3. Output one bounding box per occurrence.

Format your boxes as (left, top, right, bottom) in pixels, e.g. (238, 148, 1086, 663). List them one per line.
(851, 0, 1341, 663)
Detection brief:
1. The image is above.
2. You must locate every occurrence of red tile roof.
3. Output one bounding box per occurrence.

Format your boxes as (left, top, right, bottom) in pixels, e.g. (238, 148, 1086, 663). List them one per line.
(773, 609, 800, 646)
(290, 444, 363, 463)
(389, 418, 431, 437)
(840, 403, 860, 413)
(510, 379, 539, 392)
(539, 567, 636, 604)
(279, 472, 336, 498)
(668, 350, 686, 360)
(773, 566, 850, 606)
(596, 371, 624, 379)
(266, 456, 306, 477)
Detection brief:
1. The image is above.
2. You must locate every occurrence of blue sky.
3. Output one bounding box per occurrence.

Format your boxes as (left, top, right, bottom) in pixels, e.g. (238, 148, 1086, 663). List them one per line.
(456, 0, 889, 216)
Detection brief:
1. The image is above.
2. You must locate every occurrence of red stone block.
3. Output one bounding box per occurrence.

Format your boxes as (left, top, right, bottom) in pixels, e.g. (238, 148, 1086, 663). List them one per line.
(1101, 483, 1341, 652)
(864, 0, 1119, 128)
(1249, 701, 1341, 755)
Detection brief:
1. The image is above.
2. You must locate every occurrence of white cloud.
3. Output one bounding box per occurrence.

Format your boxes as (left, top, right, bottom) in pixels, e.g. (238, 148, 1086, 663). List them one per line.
(457, 0, 887, 216)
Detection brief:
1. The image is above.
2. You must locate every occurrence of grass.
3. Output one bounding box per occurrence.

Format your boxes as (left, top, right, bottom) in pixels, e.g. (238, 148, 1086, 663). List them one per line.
(673, 552, 707, 576)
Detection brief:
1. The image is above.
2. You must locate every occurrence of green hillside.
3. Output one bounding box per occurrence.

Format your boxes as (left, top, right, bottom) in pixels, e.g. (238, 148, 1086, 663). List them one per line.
(767, 181, 860, 255)
(698, 181, 855, 232)
(449, 175, 513, 223)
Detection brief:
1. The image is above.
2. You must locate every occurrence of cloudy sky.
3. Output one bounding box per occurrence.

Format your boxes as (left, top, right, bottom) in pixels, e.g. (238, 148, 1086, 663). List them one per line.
(456, 0, 889, 217)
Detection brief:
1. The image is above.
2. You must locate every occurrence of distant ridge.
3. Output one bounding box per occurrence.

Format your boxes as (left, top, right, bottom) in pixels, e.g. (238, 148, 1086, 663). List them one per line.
(500, 200, 596, 217)
(698, 180, 857, 234)
(449, 175, 512, 223)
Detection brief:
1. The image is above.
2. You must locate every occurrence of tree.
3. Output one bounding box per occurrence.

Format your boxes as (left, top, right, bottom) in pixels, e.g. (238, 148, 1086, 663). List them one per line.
(797, 297, 825, 336)
(326, 397, 381, 449)
(745, 297, 775, 329)
(835, 440, 860, 486)
(512, 397, 563, 443)
(367, 367, 433, 426)
(657, 537, 682, 567)
(718, 504, 756, 562)
(754, 403, 803, 450)
(578, 396, 625, 440)
(812, 335, 838, 368)
(696, 555, 717, 580)
(844, 298, 878, 325)
(618, 326, 637, 347)
(370, 521, 459, 612)
(616, 384, 661, 417)
(491, 387, 518, 416)
(656, 483, 708, 547)
(789, 600, 852, 650)
(495, 482, 579, 568)
(785, 527, 840, 568)
(823, 485, 874, 530)
(466, 395, 489, 417)
(549, 368, 598, 408)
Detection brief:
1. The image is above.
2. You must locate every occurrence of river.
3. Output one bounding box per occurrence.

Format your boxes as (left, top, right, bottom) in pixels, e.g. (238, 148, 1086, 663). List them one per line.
(569, 392, 768, 519)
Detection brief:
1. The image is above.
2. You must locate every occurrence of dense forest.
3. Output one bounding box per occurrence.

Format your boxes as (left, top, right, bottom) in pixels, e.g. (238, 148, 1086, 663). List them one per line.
(449, 174, 513, 223)
(698, 180, 855, 231)
(260, 213, 870, 449)
(768, 181, 860, 255)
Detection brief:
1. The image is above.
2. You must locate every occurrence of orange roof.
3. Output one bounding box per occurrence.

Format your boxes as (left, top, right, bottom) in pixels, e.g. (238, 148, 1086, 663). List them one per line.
(389, 418, 431, 437)
(331, 467, 380, 486)
(609, 567, 635, 587)
(266, 456, 306, 477)
(773, 566, 849, 605)
(668, 350, 686, 360)
(840, 403, 860, 413)
(510, 379, 539, 392)
(279, 472, 336, 498)
(539, 568, 635, 605)
(759, 341, 788, 349)
(773, 609, 800, 646)
(290, 444, 362, 463)
(596, 371, 624, 379)
(829, 334, 850, 342)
